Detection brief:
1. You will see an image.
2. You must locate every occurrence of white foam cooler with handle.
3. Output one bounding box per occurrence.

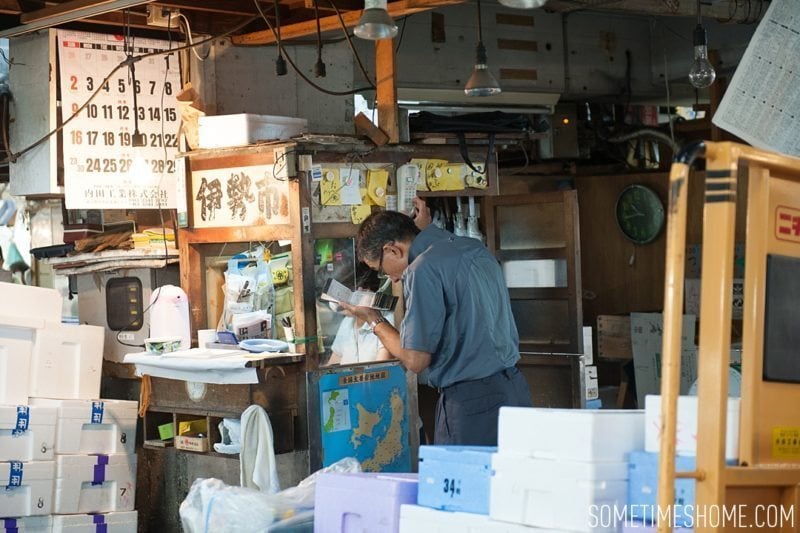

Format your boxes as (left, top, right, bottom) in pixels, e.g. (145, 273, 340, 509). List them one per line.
(0, 405, 57, 461)
(400, 504, 559, 533)
(0, 326, 35, 405)
(0, 461, 55, 518)
(0, 515, 52, 532)
(490, 454, 629, 533)
(52, 511, 137, 533)
(29, 398, 137, 455)
(498, 407, 645, 462)
(29, 323, 104, 400)
(53, 454, 137, 514)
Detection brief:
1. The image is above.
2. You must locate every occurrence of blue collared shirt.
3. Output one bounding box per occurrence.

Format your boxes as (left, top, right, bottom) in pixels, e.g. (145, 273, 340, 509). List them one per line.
(400, 225, 520, 388)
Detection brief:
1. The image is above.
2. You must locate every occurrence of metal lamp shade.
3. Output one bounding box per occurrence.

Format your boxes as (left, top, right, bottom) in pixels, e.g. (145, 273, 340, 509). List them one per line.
(354, 0, 398, 40)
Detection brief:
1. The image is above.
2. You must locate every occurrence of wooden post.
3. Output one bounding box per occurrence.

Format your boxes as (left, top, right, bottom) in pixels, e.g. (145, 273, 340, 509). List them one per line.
(376, 38, 400, 144)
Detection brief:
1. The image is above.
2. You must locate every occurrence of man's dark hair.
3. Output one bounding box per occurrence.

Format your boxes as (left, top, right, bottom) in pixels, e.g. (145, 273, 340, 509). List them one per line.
(356, 210, 420, 262)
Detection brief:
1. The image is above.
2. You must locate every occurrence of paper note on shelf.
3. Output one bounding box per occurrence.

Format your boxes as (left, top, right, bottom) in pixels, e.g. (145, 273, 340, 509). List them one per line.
(339, 168, 363, 205)
(351, 204, 371, 224)
(367, 169, 389, 206)
(320, 169, 342, 205)
(321, 278, 397, 311)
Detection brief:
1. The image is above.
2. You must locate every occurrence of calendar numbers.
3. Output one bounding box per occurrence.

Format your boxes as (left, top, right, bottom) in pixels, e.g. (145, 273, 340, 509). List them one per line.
(59, 30, 182, 209)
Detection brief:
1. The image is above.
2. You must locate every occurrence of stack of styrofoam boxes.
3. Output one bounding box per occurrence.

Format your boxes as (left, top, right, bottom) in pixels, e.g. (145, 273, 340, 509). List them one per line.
(400, 446, 554, 532)
(0, 283, 63, 531)
(29, 398, 139, 533)
(624, 394, 741, 531)
(314, 472, 418, 533)
(490, 407, 645, 532)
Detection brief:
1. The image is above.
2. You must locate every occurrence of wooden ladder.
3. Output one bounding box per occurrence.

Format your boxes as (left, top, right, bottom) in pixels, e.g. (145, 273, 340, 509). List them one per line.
(658, 141, 800, 532)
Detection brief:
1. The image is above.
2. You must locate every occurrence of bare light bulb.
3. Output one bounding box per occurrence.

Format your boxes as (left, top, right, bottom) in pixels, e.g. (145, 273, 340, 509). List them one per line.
(688, 24, 716, 89)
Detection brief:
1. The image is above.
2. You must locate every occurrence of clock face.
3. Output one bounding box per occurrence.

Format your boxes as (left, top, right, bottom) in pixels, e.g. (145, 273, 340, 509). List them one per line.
(615, 184, 665, 245)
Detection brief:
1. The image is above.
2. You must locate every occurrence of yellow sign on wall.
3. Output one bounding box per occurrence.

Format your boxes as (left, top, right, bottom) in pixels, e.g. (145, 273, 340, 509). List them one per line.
(772, 426, 800, 459)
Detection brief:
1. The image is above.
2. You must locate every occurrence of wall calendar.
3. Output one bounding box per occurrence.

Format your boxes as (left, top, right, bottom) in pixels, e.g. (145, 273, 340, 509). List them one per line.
(57, 30, 184, 209)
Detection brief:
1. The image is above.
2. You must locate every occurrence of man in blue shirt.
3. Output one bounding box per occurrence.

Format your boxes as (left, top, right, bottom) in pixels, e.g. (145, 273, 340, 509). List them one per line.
(341, 198, 532, 445)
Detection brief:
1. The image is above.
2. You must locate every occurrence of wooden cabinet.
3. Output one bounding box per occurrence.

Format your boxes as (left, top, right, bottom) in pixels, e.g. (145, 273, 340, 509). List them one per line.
(483, 190, 584, 407)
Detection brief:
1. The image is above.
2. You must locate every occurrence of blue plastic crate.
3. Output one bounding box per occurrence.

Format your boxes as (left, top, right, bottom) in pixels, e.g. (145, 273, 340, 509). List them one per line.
(628, 451, 699, 527)
(417, 445, 496, 515)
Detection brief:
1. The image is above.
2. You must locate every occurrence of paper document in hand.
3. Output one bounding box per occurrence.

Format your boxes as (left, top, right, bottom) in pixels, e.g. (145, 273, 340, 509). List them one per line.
(712, 0, 800, 157)
(321, 278, 398, 311)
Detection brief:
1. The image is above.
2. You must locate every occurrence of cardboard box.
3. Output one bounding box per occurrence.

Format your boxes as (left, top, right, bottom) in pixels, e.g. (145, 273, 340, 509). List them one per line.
(175, 435, 210, 453)
(175, 418, 209, 452)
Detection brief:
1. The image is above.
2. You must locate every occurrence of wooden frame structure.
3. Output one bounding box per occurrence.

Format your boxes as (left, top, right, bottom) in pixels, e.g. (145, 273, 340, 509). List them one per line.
(659, 141, 800, 532)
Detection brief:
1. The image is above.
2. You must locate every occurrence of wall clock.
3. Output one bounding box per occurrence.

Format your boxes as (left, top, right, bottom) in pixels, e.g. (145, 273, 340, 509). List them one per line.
(615, 184, 665, 245)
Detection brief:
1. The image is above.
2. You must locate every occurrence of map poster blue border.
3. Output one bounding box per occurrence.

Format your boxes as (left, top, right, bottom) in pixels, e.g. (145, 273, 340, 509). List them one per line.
(317, 363, 412, 472)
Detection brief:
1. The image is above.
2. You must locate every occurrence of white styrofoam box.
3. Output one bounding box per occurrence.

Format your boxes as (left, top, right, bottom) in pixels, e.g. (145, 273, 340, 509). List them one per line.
(198, 114, 308, 148)
(0, 461, 55, 518)
(29, 323, 104, 400)
(54, 454, 136, 514)
(498, 407, 645, 462)
(29, 398, 137, 456)
(630, 313, 696, 408)
(0, 326, 35, 405)
(0, 515, 52, 532)
(645, 395, 741, 460)
(502, 260, 566, 289)
(52, 511, 137, 533)
(490, 454, 628, 533)
(0, 405, 57, 461)
(399, 504, 557, 533)
(0, 283, 61, 328)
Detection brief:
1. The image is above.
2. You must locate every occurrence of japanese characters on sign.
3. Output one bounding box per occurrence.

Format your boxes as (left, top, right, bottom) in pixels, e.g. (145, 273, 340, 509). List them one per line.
(57, 30, 183, 209)
(192, 164, 291, 228)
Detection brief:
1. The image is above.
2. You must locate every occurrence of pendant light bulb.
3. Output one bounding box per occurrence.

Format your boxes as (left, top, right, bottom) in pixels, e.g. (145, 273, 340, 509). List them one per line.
(464, 42, 501, 97)
(354, 0, 398, 40)
(688, 24, 715, 89)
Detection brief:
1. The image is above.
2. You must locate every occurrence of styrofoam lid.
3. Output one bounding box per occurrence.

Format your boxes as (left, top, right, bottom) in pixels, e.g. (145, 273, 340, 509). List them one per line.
(28, 397, 139, 419)
(55, 453, 137, 468)
(500, 406, 645, 418)
(52, 511, 138, 527)
(492, 453, 629, 482)
(0, 405, 57, 427)
(0, 460, 55, 481)
(0, 515, 52, 527)
(420, 445, 497, 464)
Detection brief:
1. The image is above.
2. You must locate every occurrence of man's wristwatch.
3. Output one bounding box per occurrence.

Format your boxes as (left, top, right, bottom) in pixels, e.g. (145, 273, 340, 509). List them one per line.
(367, 316, 387, 334)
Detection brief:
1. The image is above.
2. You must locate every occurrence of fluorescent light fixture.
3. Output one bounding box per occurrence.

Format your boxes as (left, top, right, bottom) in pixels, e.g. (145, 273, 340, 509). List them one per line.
(354, 0, 398, 40)
(0, 0, 157, 39)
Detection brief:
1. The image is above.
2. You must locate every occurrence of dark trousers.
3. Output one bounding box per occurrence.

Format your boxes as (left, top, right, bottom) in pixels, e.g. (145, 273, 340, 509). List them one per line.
(434, 366, 533, 446)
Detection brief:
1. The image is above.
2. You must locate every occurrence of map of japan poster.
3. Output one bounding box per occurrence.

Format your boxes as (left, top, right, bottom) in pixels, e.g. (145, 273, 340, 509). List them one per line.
(318, 364, 411, 472)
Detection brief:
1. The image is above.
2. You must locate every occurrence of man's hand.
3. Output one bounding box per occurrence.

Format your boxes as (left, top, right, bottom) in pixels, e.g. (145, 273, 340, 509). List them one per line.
(338, 302, 382, 325)
(411, 196, 431, 231)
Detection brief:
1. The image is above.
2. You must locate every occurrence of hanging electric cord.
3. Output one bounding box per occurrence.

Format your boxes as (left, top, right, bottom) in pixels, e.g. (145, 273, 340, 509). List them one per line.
(177, 13, 211, 61)
(253, 0, 374, 95)
(325, 0, 375, 89)
(312, 0, 326, 77)
(273, 0, 288, 75)
(395, 15, 409, 55)
(1, 15, 259, 165)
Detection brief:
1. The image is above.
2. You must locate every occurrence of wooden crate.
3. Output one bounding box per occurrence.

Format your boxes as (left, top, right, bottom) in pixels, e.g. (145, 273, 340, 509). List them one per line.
(597, 315, 632, 360)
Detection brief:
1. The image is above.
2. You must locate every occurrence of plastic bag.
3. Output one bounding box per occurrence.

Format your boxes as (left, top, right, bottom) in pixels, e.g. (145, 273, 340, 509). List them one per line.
(179, 457, 361, 533)
(219, 247, 276, 338)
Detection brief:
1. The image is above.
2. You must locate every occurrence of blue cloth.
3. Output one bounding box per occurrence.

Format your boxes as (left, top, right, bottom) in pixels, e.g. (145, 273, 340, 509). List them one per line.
(401, 225, 520, 388)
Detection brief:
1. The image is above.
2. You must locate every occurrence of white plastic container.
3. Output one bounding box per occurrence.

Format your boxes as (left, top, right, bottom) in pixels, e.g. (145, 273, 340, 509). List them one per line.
(29, 398, 137, 456)
(489, 454, 628, 532)
(0, 461, 55, 518)
(53, 454, 137, 514)
(645, 395, 741, 461)
(399, 504, 555, 533)
(0, 283, 62, 328)
(52, 511, 137, 533)
(0, 325, 35, 405)
(198, 114, 308, 149)
(0, 405, 57, 461)
(0, 515, 52, 532)
(498, 407, 645, 462)
(29, 323, 104, 400)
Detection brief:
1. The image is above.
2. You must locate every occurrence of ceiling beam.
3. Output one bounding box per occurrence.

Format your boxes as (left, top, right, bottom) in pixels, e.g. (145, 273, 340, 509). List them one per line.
(0, 0, 157, 37)
(302, 0, 364, 13)
(545, 0, 769, 22)
(232, 0, 465, 45)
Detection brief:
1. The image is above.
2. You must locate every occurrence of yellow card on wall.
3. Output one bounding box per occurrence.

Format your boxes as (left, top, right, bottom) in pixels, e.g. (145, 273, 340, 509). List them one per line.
(351, 204, 371, 224)
(367, 169, 389, 206)
(320, 169, 342, 206)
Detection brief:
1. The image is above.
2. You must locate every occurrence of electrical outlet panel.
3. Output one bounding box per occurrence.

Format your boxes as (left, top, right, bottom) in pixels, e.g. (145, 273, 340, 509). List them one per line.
(146, 6, 181, 28)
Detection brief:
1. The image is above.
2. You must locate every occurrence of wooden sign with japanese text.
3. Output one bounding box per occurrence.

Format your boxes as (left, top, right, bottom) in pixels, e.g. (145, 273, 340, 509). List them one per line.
(191, 164, 290, 228)
(57, 30, 183, 209)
